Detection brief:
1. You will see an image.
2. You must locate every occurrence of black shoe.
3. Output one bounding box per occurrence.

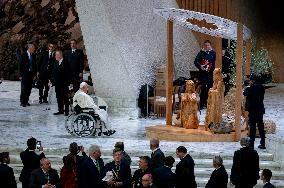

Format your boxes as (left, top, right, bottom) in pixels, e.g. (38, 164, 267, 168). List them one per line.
(43, 100, 48, 103)
(258, 145, 266, 149)
(21, 103, 26, 107)
(109, 130, 116, 135)
(39, 100, 43, 104)
(65, 112, 69, 116)
(54, 112, 64, 115)
(26, 102, 31, 106)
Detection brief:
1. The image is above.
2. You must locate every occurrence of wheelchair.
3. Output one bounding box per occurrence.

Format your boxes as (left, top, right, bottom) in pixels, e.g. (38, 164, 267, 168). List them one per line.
(65, 105, 115, 137)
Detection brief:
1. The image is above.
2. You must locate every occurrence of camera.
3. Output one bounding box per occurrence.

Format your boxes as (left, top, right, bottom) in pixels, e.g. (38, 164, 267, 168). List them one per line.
(36, 141, 42, 150)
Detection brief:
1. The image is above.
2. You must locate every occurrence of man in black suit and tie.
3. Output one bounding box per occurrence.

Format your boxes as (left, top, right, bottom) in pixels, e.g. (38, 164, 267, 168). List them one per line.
(0, 152, 17, 188)
(205, 156, 228, 188)
(230, 137, 260, 188)
(65, 39, 84, 92)
(19, 137, 45, 188)
(37, 43, 55, 104)
(19, 43, 37, 107)
(175, 146, 197, 188)
(79, 145, 110, 188)
(152, 156, 176, 188)
(51, 50, 71, 116)
(29, 158, 61, 188)
(105, 148, 132, 188)
(150, 138, 165, 169)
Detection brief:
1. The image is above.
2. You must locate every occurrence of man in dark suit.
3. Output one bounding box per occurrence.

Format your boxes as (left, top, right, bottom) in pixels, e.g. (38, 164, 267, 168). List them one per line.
(194, 40, 216, 109)
(132, 156, 152, 188)
(222, 48, 232, 96)
(0, 152, 17, 188)
(244, 75, 266, 149)
(37, 43, 55, 103)
(20, 137, 45, 188)
(105, 148, 132, 188)
(51, 50, 71, 116)
(19, 43, 37, 107)
(29, 158, 61, 188)
(175, 146, 197, 188)
(150, 138, 165, 169)
(79, 145, 110, 188)
(152, 156, 176, 188)
(64, 39, 84, 92)
(230, 137, 260, 188)
(261, 169, 276, 188)
(205, 156, 228, 188)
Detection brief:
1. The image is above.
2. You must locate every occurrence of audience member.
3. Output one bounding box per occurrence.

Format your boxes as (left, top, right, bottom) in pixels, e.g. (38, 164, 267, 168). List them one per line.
(205, 155, 228, 188)
(19, 137, 45, 188)
(79, 144, 108, 188)
(37, 42, 56, 104)
(29, 158, 61, 188)
(65, 39, 84, 92)
(105, 148, 132, 188)
(244, 75, 266, 149)
(141, 174, 157, 188)
(150, 138, 165, 169)
(132, 156, 152, 188)
(115, 141, 132, 166)
(19, 43, 37, 107)
(230, 137, 260, 188)
(261, 169, 276, 188)
(152, 156, 176, 188)
(60, 154, 78, 188)
(194, 40, 216, 109)
(0, 152, 17, 188)
(175, 146, 197, 188)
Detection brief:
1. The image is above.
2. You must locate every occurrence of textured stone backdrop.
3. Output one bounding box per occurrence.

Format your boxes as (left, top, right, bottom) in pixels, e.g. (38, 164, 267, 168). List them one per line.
(75, 0, 200, 116)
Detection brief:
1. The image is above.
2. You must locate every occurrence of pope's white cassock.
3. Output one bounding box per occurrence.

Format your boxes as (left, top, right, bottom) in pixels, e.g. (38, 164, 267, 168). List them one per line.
(73, 90, 108, 124)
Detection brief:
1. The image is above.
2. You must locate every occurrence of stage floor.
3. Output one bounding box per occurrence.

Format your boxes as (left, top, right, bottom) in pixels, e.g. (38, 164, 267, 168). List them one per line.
(146, 124, 248, 142)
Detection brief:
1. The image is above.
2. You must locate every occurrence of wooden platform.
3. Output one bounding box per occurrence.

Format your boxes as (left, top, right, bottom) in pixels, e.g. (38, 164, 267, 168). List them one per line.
(146, 125, 248, 142)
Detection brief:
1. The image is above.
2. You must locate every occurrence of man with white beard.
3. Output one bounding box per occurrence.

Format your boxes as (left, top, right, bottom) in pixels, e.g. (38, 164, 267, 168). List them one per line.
(73, 82, 115, 136)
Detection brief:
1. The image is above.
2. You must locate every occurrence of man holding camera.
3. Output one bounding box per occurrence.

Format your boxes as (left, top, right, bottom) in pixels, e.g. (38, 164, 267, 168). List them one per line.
(19, 137, 45, 188)
(244, 75, 266, 149)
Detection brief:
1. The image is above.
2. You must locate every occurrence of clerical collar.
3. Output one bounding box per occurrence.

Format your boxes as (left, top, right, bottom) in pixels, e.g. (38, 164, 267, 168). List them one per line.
(152, 148, 159, 152)
(182, 154, 189, 159)
(72, 49, 76, 52)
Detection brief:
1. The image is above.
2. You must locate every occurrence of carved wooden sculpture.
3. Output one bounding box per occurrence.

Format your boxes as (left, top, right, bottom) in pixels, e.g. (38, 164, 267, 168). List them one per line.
(205, 68, 224, 130)
(181, 80, 199, 129)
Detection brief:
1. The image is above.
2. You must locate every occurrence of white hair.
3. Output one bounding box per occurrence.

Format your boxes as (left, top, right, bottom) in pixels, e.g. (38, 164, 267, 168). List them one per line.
(80, 82, 88, 89)
(88, 144, 100, 156)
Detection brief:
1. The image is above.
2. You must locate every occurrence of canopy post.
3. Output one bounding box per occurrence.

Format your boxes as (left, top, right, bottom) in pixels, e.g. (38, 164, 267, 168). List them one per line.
(235, 23, 243, 141)
(166, 20, 174, 126)
(215, 37, 222, 69)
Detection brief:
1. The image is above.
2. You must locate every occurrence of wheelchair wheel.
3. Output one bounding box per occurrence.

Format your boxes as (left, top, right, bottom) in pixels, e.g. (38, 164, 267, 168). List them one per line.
(72, 113, 96, 137)
(65, 113, 76, 136)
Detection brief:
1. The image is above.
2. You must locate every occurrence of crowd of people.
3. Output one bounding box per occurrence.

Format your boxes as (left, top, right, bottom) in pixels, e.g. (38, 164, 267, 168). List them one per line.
(18, 39, 84, 116)
(0, 137, 276, 188)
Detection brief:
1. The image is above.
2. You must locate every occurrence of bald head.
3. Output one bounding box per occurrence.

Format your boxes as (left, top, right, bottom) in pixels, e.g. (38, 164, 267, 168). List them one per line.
(150, 138, 159, 150)
(40, 158, 51, 172)
(142, 174, 153, 187)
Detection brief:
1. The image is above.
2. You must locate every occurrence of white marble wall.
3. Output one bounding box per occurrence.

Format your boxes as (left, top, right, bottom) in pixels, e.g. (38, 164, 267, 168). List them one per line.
(75, 0, 199, 116)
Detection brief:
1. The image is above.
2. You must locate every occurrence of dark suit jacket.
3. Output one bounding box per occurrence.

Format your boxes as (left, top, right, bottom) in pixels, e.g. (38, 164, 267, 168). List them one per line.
(244, 82, 265, 116)
(175, 154, 197, 188)
(105, 160, 132, 188)
(151, 148, 165, 169)
(37, 50, 56, 80)
(263, 182, 276, 188)
(64, 49, 84, 81)
(19, 149, 45, 184)
(51, 59, 70, 86)
(205, 165, 228, 188)
(0, 163, 17, 188)
(79, 157, 106, 188)
(29, 168, 61, 188)
(152, 165, 176, 188)
(19, 51, 37, 78)
(230, 146, 260, 187)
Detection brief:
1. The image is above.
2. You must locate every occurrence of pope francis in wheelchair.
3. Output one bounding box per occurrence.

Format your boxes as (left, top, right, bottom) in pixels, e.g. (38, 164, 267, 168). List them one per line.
(65, 82, 116, 137)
